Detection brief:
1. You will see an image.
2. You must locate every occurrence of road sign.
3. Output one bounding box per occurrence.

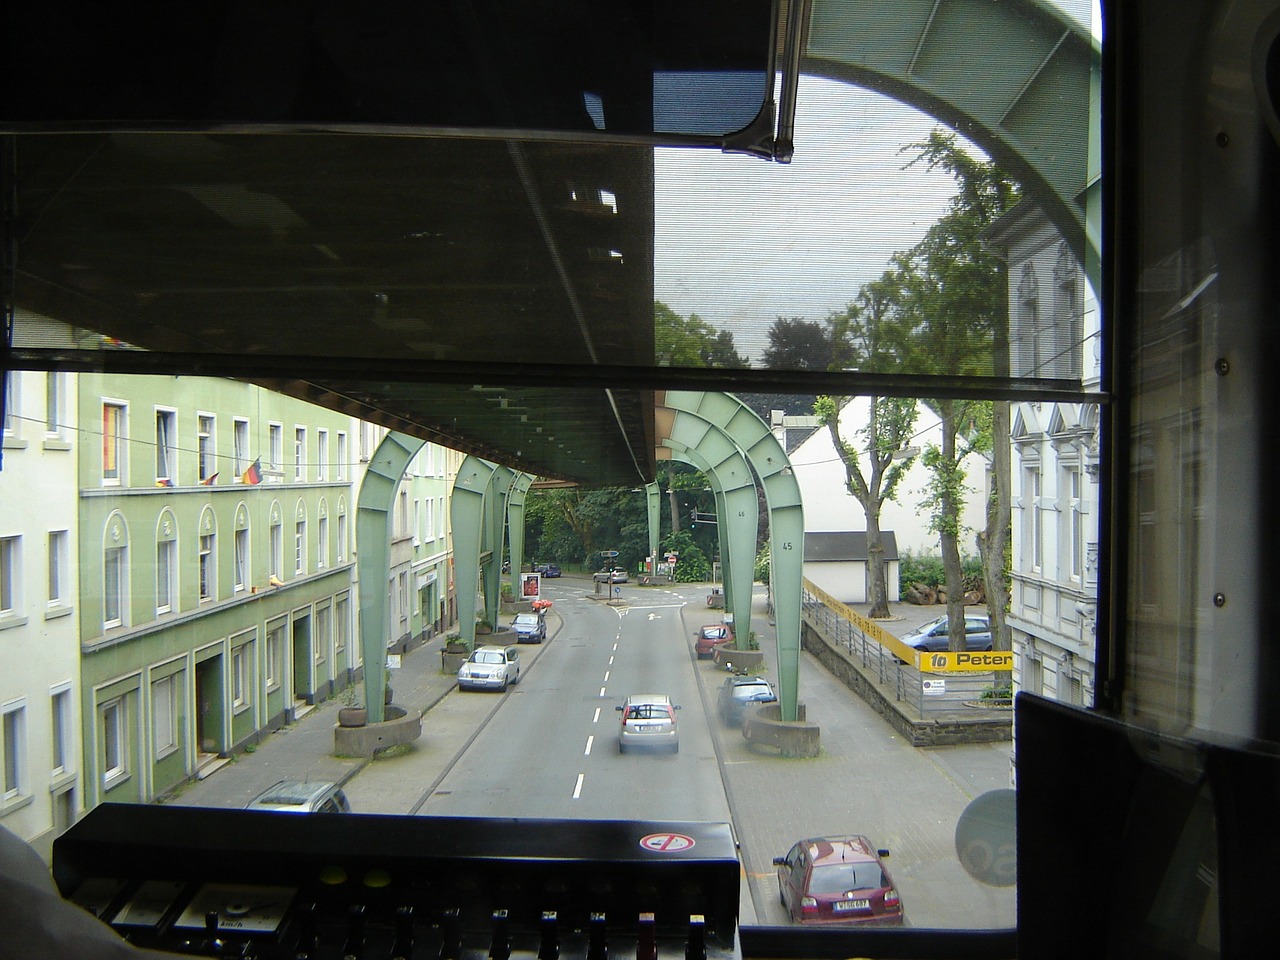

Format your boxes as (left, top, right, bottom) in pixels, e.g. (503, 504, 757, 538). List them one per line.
(919, 650, 1014, 673)
(639, 832, 696, 853)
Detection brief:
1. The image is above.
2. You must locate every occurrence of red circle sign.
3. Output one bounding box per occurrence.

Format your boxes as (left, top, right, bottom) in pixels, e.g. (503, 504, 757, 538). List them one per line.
(639, 832, 696, 853)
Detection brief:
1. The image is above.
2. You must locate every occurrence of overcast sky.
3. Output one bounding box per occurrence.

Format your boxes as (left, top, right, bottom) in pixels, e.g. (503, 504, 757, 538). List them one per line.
(652, 0, 1095, 365)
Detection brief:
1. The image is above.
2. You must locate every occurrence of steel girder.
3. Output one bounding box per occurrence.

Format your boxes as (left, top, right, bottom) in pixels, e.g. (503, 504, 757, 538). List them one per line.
(662, 391, 804, 721)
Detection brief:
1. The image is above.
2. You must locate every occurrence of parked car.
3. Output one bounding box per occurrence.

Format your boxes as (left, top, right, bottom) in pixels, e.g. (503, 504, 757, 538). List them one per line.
(615, 693, 680, 753)
(457, 645, 522, 691)
(246, 780, 351, 814)
(694, 623, 735, 659)
(901, 613, 992, 652)
(534, 563, 561, 578)
(774, 836, 903, 925)
(593, 567, 629, 583)
(512, 611, 546, 643)
(717, 674, 777, 726)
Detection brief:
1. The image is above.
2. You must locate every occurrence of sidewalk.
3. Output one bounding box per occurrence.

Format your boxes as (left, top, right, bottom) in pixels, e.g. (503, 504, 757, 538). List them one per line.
(165, 612, 559, 812)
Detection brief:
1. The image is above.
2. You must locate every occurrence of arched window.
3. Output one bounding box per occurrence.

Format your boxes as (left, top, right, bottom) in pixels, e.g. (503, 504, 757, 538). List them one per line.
(233, 503, 250, 593)
(155, 509, 178, 615)
(294, 500, 307, 576)
(197, 506, 217, 603)
(103, 512, 130, 629)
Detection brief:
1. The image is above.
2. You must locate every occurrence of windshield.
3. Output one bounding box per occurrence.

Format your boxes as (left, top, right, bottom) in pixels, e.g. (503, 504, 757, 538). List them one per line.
(2, 0, 1111, 951)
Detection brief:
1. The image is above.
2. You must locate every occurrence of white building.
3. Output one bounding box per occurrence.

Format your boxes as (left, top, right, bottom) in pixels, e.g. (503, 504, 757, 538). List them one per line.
(0, 369, 83, 858)
(790, 396, 990, 587)
(989, 202, 1102, 711)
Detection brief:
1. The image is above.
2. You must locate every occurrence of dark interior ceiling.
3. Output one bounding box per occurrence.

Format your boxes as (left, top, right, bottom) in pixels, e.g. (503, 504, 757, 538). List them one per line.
(2, 1, 780, 488)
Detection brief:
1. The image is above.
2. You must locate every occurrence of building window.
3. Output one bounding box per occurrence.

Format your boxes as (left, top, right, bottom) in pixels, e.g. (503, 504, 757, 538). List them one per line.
(336, 432, 347, 480)
(2, 703, 26, 802)
(155, 408, 177, 484)
(48, 530, 68, 606)
(45, 372, 64, 438)
(102, 402, 126, 484)
(1068, 463, 1084, 580)
(294, 427, 306, 481)
(265, 620, 285, 690)
(397, 488, 409, 538)
(437, 496, 445, 538)
(234, 527, 249, 592)
(359, 422, 373, 461)
(315, 604, 330, 667)
(268, 423, 283, 480)
(1025, 468, 1044, 573)
(101, 699, 126, 785)
(270, 518, 283, 579)
(317, 515, 328, 569)
(156, 538, 176, 614)
(294, 518, 306, 575)
(0, 536, 18, 617)
(233, 418, 250, 478)
(317, 428, 328, 481)
(198, 533, 215, 602)
(103, 544, 126, 628)
(335, 595, 349, 655)
(152, 674, 177, 758)
(399, 571, 409, 628)
(424, 498, 435, 541)
(232, 647, 249, 709)
(2, 371, 17, 439)
(336, 510, 348, 561)
(197, 414, 216, 483)
(51, 688, 72, 774)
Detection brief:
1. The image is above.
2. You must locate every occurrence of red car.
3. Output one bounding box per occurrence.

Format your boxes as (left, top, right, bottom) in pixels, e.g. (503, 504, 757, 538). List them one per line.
(774, 836, 904, 925)
(693, 623, 734, 659)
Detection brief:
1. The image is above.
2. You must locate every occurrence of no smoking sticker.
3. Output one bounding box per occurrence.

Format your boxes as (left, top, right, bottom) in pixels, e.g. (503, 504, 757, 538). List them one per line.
(639, 833, 696, 853)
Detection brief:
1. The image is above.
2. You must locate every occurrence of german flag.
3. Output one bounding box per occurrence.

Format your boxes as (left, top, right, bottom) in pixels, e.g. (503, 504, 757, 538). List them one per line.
(242, 458, 262, 485)
(201, 472, 219, 486)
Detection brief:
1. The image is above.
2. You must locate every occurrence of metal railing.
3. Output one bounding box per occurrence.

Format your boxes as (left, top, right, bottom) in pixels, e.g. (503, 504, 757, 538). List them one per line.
(801, 582, 1009, 718)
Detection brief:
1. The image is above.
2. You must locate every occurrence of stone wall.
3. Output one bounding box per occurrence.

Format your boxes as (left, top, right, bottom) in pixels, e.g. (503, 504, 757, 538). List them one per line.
(801, 621, 1011, 747)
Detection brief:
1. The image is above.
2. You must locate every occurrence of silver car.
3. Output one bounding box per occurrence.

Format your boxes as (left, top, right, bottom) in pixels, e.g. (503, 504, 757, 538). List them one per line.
(246, 780, 351, 814)
(457, 644, 522, 691)
(616, 693, 679, 754)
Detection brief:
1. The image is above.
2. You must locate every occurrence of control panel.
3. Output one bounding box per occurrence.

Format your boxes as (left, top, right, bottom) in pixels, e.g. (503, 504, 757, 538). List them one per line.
(52, 805, 740, 960)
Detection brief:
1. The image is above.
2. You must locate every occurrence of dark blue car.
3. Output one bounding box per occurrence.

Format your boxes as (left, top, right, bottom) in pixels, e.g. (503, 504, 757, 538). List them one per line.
(534, 563, 561, 578)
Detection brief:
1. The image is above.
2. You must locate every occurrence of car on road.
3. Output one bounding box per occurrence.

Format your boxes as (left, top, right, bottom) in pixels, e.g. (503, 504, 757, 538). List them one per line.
(457, 644, 522, 691)
(615, 693, 680, 753)
(717, 674, 777, 726)
(901, 613, 992, 652)
(512, 611, 546, 643)
(774, 836, 903, 925)
(694, 622, 734, 659)
(246, 780, 351, 814)
(534, 563, 561, 578)
(593, 567, 629, 583)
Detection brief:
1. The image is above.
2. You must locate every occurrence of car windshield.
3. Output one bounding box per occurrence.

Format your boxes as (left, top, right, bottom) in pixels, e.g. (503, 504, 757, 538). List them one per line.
(473, 651, 505, 665)
(735, 684, 770, 700)
(514, 615, 538, 625)
(626, 704, 670, 720)
(808, 862, 886, 895)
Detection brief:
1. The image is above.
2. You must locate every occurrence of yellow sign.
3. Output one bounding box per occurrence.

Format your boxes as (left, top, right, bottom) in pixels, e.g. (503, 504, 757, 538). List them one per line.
(919, 650, 1014, 673)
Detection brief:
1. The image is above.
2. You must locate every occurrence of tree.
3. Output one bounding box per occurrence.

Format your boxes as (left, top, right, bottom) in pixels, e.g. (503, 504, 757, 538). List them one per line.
(900, 130, 1018, 652)
(655, 301, 747, 368)
(738, 316, 834, 423)
(818, 268, 922, 618)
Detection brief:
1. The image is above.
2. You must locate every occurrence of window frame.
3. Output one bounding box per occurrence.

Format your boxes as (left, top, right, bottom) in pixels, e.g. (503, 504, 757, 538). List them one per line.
(154, 406, 177, 484)
(102, 400, 127, 485)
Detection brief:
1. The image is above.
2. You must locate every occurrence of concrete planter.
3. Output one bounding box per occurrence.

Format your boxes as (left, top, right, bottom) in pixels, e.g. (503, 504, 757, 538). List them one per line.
(713, 647, 765, 672)
(337, 706, 368, 728)
(333, 705, 422, 758)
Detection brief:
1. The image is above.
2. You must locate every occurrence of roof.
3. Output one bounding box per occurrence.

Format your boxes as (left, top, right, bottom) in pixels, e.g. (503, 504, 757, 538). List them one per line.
(804, 532, 900, 563)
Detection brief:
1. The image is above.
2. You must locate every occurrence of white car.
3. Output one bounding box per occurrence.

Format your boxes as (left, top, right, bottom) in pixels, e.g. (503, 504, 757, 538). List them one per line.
(616, 693, 680, 754)
(457, 645, 522, 691)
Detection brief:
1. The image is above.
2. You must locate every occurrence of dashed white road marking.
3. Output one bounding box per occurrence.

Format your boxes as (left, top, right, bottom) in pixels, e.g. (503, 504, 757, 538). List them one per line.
(599, 686, 607, 697)
(585, 736, 594, 755)
(603, 670, 610, 682)
(592, 707, 601, 723)
(572, 773, 585, 799)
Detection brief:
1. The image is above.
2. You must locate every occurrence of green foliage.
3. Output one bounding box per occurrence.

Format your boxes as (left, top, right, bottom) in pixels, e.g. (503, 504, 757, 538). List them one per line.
(662, 530, 711, 581)
(899, 550, 984, 591)
(981, 681, 1013, 701)
(754, 542, 771, 582)
(655, 301, 747, 368)
(919, 443, 967, 539)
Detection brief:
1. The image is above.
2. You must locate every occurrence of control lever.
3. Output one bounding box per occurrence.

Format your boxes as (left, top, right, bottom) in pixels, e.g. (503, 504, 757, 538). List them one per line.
(587, 912, 608, 960)
(342, 903, 366, 960)
(391, 905, 415, 960)
(440, 908, 463, 960)
(489, 909, 511, 960)
(538, 910, 560, 960)
(636, 913, 656, 960)
(685, 915, 706, 960)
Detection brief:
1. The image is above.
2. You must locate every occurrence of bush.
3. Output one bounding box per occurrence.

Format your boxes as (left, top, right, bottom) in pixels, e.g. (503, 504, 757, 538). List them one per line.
(899, 550, 984, 592)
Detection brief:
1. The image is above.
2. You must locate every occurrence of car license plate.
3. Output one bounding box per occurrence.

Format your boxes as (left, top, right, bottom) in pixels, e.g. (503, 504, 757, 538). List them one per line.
(833, 899, 870, 912)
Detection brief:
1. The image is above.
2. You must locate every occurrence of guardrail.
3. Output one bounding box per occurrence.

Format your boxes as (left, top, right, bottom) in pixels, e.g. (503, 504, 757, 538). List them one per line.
(801, 581, 1010, 718)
